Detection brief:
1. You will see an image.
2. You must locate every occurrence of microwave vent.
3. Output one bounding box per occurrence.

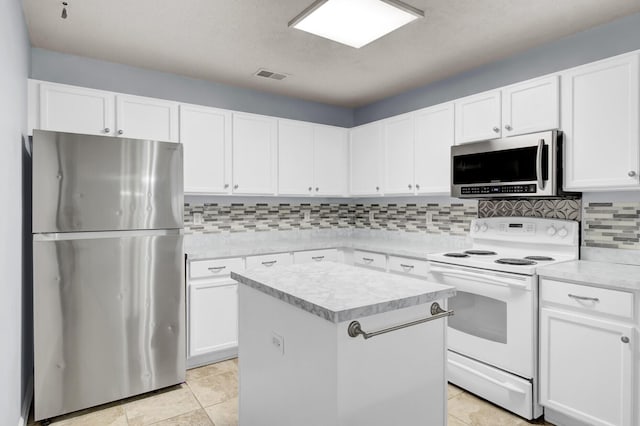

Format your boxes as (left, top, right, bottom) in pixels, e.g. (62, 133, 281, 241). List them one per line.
(255, 69, 288, 81)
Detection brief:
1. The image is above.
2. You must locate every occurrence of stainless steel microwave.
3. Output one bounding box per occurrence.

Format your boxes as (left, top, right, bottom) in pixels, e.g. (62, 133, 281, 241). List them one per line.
(451, 130, 569, 198)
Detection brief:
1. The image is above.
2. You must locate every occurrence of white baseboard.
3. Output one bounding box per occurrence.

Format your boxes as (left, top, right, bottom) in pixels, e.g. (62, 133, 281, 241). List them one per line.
(18, 376, 33, 426)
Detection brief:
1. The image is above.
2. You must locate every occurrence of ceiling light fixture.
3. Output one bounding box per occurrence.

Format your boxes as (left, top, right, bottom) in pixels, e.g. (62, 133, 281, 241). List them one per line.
(289, 0, 423, 49)
(61, 1, 68, 19)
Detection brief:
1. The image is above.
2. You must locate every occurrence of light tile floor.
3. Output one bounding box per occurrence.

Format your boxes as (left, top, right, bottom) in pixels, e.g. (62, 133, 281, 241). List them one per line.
(29, 358, 553, 426)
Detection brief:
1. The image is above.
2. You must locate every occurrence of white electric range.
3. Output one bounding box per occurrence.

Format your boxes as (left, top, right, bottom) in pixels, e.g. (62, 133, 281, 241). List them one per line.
(426, 217, 579, 420)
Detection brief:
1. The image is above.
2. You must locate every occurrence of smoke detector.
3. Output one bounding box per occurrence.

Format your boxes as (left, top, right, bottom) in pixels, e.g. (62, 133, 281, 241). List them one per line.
(254, 69, 289, 81)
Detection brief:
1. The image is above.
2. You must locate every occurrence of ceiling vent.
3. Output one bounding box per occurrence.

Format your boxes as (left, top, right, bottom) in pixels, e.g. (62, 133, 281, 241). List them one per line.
(254, 69, 288, 81)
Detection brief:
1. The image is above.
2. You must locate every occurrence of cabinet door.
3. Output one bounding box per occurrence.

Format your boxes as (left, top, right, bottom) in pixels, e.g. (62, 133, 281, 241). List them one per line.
(562, 53, 640, 191)
(383, 114, 415, 195)
(180, 105, 232, 194)
(502, 75, 559, 137)
(39, 83, 114, 136)
(350, 122, 383, 196)
(414, 103, 454, 195)
(278, 120, 314, 196)
(540, 308, 634, 426)
(115, 94, 179, 142)
(314, 125, 348, 196)
(232, 113, 278, 194)
(455, 90, 502, 144)
(188, 281, 238, 357)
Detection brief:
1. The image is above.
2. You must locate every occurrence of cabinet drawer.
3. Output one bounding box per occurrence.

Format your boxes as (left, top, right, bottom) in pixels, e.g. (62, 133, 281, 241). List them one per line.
(541, 278, 634, 319)
(190, 257, 244, 279)
(388, 256, 429, 278)
(353, 250, 386, 270)
(293, 249, 341, 264)
(246, 252, 293, 269)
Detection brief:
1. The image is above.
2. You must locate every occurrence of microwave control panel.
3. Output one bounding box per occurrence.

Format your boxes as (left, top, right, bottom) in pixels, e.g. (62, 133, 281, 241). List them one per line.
(460, 184, 537, 195)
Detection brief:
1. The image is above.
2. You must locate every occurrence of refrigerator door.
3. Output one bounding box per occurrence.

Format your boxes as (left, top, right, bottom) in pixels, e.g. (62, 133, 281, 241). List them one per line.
(33, 230, 185, 421)
(32, 130, 183, 233)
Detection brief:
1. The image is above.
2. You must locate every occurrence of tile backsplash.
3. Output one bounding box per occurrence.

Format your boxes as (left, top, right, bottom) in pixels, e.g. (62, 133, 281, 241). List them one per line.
(583, 202, 640, 250)
(478, 199, 582, 221)
(184, 202, 477, 235)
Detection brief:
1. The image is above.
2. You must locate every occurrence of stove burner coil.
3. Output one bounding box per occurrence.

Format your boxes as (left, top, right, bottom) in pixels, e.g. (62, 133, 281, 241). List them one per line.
(444, 253, 470, 258)
(495, 258, 537, 266)
(464, 250, 498, 256)
(524, 256, 555, 261)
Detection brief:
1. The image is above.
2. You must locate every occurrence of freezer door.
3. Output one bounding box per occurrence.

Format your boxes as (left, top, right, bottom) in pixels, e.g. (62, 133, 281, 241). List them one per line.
(33, 231, 185, 420)
(32, 130, 183, 233)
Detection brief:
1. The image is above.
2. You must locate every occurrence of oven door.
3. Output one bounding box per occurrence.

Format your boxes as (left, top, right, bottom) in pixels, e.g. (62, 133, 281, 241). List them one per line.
(429, 263, 536, 378)
(450, 130, 557, 198)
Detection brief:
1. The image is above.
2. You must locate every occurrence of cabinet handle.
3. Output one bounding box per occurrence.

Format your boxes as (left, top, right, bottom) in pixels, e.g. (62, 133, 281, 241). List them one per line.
(400, 264, 414, 270)
(315, 187, 319, 192)
(208, 266, 226, 272)
(416, 184, 420, 190)
(408, 184, 413, 189)
(375, 186, 380, 191)
(262, 260, 277, 266)
(311, 256, 325, 261)
(621, 336, 630, 343)
(505, 124, 512, 131)
(568, 293, 599, 303)
(628, 171, 637, 177)
(224, 183, 229, 189)
(492, 126, 500, 133)
(362, 257, 374, 263)
(308, 186, 313, 192)
(233, 184, 239, 189)
(103, 127, 110, 134)
(117, 130, 124, 135)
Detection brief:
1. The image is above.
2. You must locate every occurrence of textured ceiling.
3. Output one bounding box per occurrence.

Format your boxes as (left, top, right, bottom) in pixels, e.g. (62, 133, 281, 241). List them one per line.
(22, 0, 640, 107)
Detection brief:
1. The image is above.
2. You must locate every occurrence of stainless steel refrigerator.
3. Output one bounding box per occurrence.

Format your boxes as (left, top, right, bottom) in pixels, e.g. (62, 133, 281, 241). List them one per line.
(32, 130, 185, 421)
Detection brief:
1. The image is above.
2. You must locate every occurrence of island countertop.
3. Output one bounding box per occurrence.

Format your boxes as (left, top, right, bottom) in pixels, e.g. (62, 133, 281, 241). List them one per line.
(231, 261, 456, 323)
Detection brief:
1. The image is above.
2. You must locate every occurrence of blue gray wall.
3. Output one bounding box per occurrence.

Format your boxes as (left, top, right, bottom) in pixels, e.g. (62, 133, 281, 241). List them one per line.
(354, 12, 640, 125)
(30, 48, 354, 128)
(1, 0, 31, 424)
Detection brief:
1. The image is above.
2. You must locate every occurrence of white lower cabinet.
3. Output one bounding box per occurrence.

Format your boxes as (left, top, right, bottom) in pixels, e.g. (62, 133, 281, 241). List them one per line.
(540, 279, 636, 426)
(293, 249, 341, 264)
(188, 280, 238, 362)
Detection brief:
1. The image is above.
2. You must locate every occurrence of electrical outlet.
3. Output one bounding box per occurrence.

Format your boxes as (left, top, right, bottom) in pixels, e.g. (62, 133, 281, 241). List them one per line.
(303, 211, 311, 221)
(369, 211, 375, 222)
(426, 212, 433, 225)
(193, 212, 203, 225)
(271, 332, 284, 355)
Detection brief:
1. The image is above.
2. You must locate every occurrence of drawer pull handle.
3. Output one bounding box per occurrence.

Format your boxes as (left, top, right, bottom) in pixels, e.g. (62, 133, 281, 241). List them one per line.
(208, 266, 226, 272)
(568, 294, 599, 303)
(312, 256, 325, 261)
(348, 302, 454, 340)
(262, 260, 277, 266)
(400, 264, 414, 269)
(621, 336, 630, 343)
(362, 257, 374, 263)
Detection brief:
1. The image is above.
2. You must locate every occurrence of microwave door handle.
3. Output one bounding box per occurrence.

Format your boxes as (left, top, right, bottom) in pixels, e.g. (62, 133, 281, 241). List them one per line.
(536, 139, 545, 190)
(429, 266, 527, 289)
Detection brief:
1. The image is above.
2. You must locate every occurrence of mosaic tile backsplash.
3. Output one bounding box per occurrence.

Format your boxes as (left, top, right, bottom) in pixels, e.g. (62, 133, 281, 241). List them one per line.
(478, 199, 582, 221)
(184, 202, 477, 235)
(583, 202, 640, 250)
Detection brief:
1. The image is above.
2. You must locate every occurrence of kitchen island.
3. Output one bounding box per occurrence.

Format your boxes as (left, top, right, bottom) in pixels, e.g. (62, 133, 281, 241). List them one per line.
(231, 262, 456, 426)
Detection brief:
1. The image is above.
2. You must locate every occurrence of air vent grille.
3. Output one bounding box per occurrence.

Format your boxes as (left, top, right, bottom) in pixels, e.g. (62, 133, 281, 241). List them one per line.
(255, 69, 288, 81)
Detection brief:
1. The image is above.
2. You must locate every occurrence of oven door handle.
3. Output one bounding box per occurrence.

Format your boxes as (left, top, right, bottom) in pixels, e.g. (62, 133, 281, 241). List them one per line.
(536, 138, 545, 190)
(450, 359, 527, 395)
(429, 266, 528, 289)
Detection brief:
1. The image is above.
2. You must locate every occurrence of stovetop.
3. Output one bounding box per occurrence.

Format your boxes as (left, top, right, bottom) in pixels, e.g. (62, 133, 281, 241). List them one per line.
(427, 217, 580, 275)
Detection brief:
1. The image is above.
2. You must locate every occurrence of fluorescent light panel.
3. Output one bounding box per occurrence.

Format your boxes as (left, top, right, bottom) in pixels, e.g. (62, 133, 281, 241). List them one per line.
(289, 0, 423, 49)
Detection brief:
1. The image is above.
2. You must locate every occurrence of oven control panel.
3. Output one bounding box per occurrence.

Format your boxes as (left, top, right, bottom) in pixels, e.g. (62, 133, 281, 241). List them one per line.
(470, 218, 579, 246)
(499, 222, 536, 234)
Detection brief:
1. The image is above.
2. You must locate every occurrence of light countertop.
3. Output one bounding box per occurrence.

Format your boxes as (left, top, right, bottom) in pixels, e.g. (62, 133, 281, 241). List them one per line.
(538, 260, 640, 292)
(231, 261, 456, 323)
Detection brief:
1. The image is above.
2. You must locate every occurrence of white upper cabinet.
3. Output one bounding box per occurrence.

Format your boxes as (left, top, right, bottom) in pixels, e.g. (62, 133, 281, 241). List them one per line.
(350, 122, 383, 196)
(39, 82, 114, 137)
(314, 125, 349, 196)
(115, 94, 179, 142)
(502, 75, 559, 137)
(278, 120, 315, 196)
(180, 104, 232, 194)
(562, 52, 640, 191)
(455, 90, 502, 144)
(232, 112, 278, 195)
(414, 103, 455, 195)
(383, 113, 415, 195)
